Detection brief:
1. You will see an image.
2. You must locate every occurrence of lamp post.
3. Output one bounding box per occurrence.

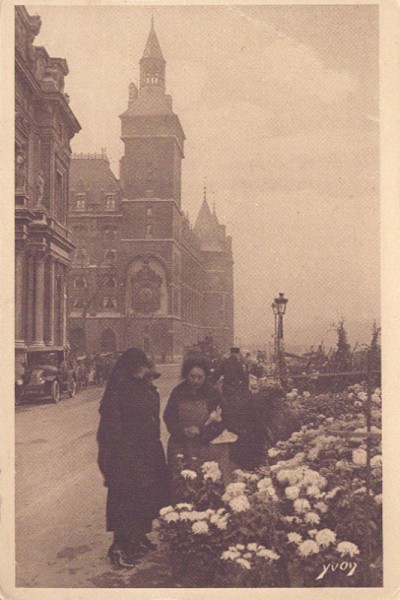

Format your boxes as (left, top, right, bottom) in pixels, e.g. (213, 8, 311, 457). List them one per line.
(271, 292, 288, 384)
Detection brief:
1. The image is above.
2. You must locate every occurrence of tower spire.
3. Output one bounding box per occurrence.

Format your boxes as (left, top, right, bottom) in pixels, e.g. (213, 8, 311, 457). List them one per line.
(139, 17, 166, 90)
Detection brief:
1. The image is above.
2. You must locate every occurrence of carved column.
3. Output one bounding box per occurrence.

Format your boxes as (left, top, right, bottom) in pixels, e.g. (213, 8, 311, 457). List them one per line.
(31, 253, 45, 346)
(45, 256, 55, 346)
(15, 250, 25, 346)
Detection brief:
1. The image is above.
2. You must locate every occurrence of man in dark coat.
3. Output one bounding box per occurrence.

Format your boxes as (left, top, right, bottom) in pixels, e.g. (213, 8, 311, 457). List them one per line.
(97, 348, 170, 568)
(211, 347, 248, 397)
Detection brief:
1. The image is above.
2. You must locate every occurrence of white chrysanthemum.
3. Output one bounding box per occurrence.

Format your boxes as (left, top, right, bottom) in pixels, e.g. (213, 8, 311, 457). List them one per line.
(371, 393, 381, 404)
(236, 543, 245, 550)
(304, 512, 320, 525)
(306, 485, 321, 498)
(357, 391, 368, 401)
(247, 543, 258, 551)
(268, 448, 280, 458)
(308, 447, 320, 461)
(374, 494, 383, 505)
(192, 520, 209, 534)
(371, 455, 382, 468)
(287, 532, 302, 544)
(315, 529, 336, 548)
(294, 498, 311, 514)
(179, 511, 194, 521)
(236, 557, 251, 570)
(165, 511, 180, 523)
(221, 550, 240, 561)
(352, 448, 367, 466)
(229, 495, 250, 513)
(336, 541, 360, 557)
(201, 461, 222, 482)
(297, 539, 320, 557)
(257, 477, 273, 492)
(216, 520, 228, 531)
(181, 469, 197, 480)
(159, 505, 173, 517)
(176, 503, 193, 510)
(224, 481, 247, 498)
(315, 501, 328, 513)
(276, 469, 290, 484)
(285, 485, 300, 500)
(303, 391, 311, 398)
(307, 529, 318, 537)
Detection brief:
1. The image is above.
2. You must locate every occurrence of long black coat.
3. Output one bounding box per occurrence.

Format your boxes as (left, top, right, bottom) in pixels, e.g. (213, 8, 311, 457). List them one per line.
(97, 374, 170, 536)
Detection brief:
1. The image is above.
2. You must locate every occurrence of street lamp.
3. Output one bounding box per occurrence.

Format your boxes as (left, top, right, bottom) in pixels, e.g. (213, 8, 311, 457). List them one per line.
(272, 293, 288, 384)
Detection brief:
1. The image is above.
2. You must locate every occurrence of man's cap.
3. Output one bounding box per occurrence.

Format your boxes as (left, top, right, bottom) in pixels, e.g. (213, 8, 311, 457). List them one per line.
(230, 347, 240, 354)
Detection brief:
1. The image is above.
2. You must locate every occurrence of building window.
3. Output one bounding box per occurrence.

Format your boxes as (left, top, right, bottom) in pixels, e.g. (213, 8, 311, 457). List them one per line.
(104, 249, 116, 261)
(146, 207, 153, 217)
(56, 171, 64, 222)
(144, 324, 150, 335)
(103, 297, 117, 310)
(74, 248, 88, 266)
(102, 275, 117, 288)
(73, 298, 85, 309)
(73, 225, 88, 238)
(145, 224, 153, 238)
(106, 195, 116, 211)
(76, 194, 86, 211)
(73, 275, 87, 289)
(103, 226, 117, 241)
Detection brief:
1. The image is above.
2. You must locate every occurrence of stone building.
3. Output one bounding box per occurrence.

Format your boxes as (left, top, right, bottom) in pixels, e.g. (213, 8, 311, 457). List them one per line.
(15, 6, 81, 374)
(68, 21, 233, 360)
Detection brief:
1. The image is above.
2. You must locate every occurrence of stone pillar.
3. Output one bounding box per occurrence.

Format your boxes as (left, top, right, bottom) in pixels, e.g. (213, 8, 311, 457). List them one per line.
(31, 254, 45, 347)
(62, 266, 67, 347)
(46, 256, 55, 346)
(15, 250, 25, 347)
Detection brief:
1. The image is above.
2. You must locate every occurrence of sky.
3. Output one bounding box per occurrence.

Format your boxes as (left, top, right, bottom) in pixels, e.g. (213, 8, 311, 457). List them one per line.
(33, 4, 380, 351)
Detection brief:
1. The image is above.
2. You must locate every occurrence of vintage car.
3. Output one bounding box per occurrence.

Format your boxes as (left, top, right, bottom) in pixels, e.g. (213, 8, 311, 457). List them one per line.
(15, 348, 77, 405)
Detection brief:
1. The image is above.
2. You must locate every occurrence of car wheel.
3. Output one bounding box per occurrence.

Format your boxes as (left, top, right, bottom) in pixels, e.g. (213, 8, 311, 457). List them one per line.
(69, 379, 77, 398)
(51, 380, 60, 403)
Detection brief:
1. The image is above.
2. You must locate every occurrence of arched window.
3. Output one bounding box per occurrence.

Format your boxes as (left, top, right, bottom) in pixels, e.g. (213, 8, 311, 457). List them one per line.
(103, 297, 117, 310)
(102, 275, 117, 288)
(100, 328, 117, 352)
(74, 275, 87, 289)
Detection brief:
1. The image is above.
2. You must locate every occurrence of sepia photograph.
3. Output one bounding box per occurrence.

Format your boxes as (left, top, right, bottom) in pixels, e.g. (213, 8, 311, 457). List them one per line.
(4, 0, 396, 594)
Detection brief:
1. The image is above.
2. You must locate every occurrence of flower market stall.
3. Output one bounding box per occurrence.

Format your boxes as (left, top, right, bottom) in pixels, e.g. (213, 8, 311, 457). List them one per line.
(152, 383, 382, 587)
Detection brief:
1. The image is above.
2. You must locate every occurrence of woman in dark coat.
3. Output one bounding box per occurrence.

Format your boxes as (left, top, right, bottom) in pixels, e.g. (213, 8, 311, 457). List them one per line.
(97, 348, 170, 568)
(164, 358, 234, 486)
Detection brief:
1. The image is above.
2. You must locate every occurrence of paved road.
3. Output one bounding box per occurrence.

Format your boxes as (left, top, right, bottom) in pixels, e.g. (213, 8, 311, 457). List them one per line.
(15, 364, 181, 588)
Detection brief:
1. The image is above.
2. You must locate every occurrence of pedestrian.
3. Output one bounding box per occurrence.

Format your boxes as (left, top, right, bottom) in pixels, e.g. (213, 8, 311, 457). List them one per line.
(211, 347, 249, 399)
(164, 357, 235, 487)
(97, 347, 170, 568)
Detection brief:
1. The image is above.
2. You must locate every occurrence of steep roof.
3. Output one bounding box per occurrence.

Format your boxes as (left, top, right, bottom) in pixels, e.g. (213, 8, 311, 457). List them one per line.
(194, 194, 223, 252)
(69, 153, 120, 208)
(141, 18, 165, 62)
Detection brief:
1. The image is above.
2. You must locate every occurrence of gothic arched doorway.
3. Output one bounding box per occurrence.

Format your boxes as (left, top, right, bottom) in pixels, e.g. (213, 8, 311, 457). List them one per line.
(100, 328, 117, 353)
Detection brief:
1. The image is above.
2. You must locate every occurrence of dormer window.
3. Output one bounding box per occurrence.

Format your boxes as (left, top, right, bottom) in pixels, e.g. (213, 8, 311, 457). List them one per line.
(106, 194, 116, 211)
(76, 194, 86, 211)
(103, 297, 117, 310)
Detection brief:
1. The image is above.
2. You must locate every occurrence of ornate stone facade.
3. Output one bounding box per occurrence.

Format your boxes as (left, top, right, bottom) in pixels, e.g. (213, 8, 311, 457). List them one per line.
(68, 22, 233, 360)
(15, 6, 81, 375)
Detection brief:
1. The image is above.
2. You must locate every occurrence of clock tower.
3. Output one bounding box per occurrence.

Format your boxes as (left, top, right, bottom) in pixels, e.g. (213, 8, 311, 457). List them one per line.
(119, 18, 185, 203)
